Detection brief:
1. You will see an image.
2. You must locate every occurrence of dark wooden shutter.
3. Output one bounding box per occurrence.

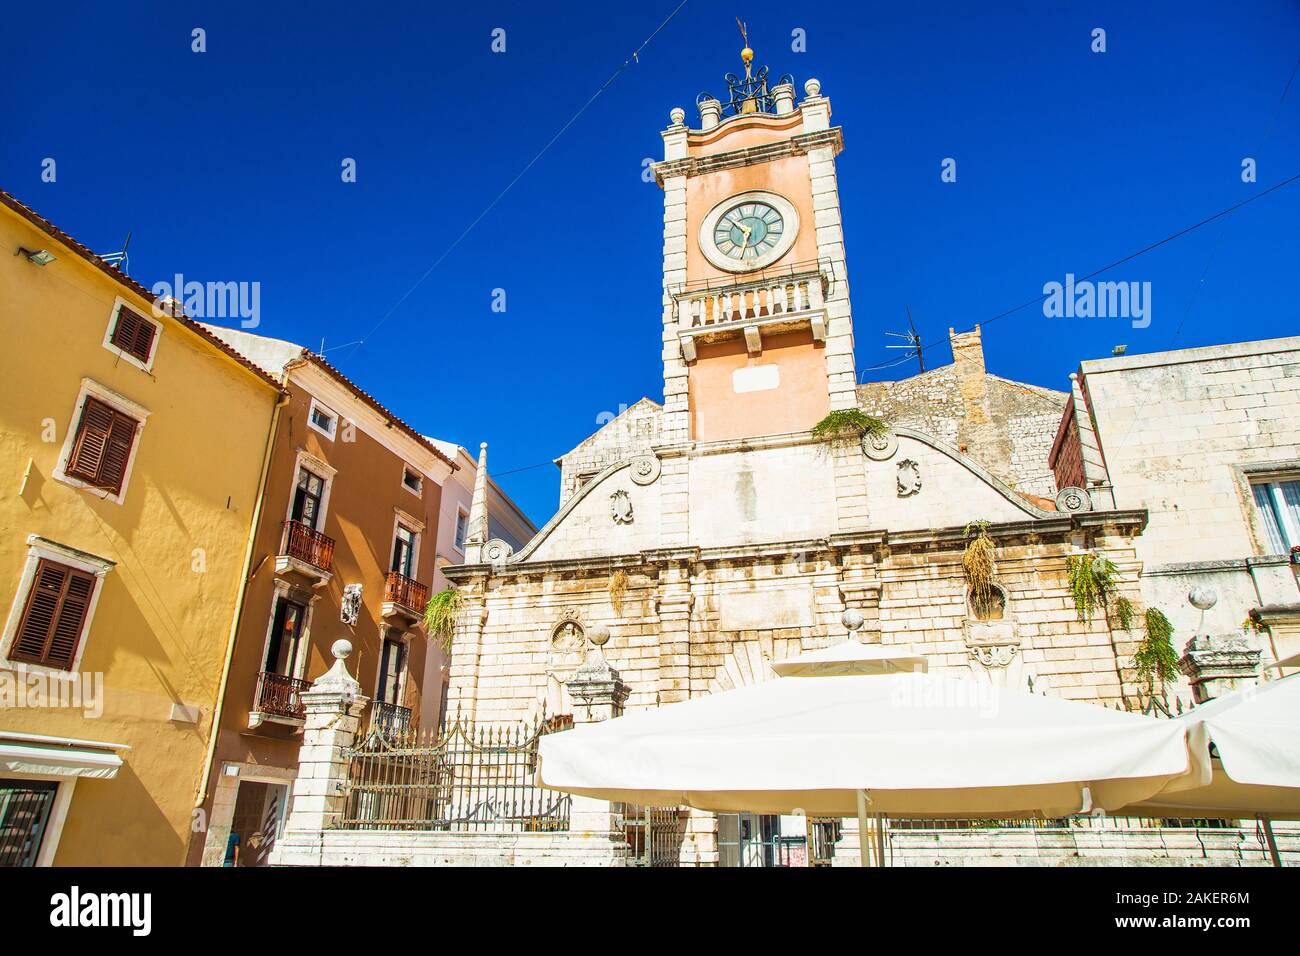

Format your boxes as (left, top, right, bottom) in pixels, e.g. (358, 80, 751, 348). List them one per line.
(9, 560, 96, 670)
(66, 398, 115, 484)
(109, 306, 156, 364)
(66, 397, 138, 494)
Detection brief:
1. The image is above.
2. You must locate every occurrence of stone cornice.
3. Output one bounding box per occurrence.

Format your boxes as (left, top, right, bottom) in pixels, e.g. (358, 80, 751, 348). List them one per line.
(653, 128, 844, 184)
(443, 511, 1149, 583)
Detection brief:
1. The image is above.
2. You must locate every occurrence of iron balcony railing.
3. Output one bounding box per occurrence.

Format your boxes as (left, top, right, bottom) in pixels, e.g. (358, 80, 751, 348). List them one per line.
(255, 671, 311, 720)
(370, 700, 412, 737)
(281, 519, 335, 572)
(383, 571, 429, 615)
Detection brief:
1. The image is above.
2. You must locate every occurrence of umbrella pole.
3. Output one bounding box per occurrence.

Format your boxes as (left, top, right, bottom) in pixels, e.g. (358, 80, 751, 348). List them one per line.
(1261, 815, 1283, 868)
(856, 790, 871, 868)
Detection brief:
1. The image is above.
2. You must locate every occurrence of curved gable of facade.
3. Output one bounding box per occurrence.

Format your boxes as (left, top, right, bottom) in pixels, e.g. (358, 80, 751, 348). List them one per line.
(507, 425, 1052, 567)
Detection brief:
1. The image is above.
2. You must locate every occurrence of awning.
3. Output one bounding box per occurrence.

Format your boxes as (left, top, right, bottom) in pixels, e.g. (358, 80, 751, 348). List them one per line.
(0, 740, 124, 780)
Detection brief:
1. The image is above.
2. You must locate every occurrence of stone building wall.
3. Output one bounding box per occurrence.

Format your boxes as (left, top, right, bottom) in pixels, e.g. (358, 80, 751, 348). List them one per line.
(447, 510, 1149, 728)
(1075, 336, 1300, 677)
(858, 327, 1068, 499)
(556, 398, 663, 507)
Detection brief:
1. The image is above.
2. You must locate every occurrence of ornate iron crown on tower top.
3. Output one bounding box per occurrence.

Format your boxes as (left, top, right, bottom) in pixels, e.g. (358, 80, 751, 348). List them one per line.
(698, 22, 794, 118)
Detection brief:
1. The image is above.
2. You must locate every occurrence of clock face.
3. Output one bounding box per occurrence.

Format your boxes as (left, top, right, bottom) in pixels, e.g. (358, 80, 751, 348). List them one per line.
(712, 201, 784, 263)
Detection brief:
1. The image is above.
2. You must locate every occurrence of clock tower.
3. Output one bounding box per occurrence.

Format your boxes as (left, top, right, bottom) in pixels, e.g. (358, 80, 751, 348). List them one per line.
(653, 47, 855, 445)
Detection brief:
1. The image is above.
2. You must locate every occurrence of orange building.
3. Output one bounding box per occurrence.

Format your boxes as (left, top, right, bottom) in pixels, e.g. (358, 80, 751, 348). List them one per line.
(187, 328, 455, 867)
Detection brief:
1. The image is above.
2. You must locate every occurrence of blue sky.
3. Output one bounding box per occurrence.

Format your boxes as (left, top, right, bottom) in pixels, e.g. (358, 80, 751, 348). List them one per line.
(3, 2, 1298, 524)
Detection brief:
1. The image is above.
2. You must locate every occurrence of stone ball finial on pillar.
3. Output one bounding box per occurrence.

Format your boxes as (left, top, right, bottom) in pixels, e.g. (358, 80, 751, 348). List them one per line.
(314, 638, 361, 697)
(842, 608, 865, 635)
(588, 625, 611, 648)
(669, 106, 685, 126)
(1189, 586, 1218, 634)
(804, 77, 822, 97)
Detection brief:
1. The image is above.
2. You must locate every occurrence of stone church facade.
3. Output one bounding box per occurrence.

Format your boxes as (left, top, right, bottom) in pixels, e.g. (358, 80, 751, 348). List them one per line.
(443, 59, 1155, 817)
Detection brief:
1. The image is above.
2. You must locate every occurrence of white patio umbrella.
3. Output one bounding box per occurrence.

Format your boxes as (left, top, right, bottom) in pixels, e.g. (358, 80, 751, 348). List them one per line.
(1118, 673, 1300, 864)
(538, 642, 1210, 827)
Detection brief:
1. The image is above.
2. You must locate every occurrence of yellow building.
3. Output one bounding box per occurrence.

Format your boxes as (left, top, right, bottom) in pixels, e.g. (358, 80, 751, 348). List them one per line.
(0, 190, 283, 866)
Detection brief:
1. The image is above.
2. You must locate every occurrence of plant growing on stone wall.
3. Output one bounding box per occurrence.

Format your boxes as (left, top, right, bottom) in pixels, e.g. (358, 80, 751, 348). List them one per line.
(962, 521, 996, 615)
(810, 408, 888, 450)
(424, 586, 464, 653)
(1065, 552, 1117, 623)
(1134, 608, 1179, 692)
(1110, 595, 1136, 631)
(609, 569, 629, 616)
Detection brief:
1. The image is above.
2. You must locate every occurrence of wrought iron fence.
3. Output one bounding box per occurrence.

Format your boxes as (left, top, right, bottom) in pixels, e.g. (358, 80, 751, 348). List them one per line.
(338, 713, 572, 832)
(623, 805, 688, 867)
(888, 815, 1234, 830)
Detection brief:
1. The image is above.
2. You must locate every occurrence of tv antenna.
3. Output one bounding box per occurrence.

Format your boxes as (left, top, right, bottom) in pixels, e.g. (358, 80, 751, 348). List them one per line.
(99, 231, 132, 274)
(884, 306, 925, 373)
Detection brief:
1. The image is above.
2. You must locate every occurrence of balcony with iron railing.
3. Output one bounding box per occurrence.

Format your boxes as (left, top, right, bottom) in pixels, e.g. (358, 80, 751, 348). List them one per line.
(370, 700, 413, 737)
(671, 259, 831, 360)
(250, 670, 311, 728)
(276, 519, 335, 584)
(382, 570, 429, 624)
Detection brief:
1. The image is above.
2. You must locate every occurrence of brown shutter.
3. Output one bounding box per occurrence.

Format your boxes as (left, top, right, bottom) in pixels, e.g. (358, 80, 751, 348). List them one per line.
(66, 397, 115, 483)
(100, 413, 137, 494)
(109, 306, 156, 364)
(66, 397, 139, 494)
(9, 560, 96, 670)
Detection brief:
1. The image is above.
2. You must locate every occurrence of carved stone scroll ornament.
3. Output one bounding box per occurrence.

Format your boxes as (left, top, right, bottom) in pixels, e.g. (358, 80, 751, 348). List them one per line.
(483, 539, 514, 565)
(860, 429, 898, 461)
(629, 454, 661, 486)
(610, 489, 634, 524)
(896, 458, 922, 497)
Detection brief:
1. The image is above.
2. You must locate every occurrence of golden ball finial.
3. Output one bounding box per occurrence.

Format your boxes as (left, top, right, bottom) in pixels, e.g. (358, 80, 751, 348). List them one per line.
(741, 46, 754, 63)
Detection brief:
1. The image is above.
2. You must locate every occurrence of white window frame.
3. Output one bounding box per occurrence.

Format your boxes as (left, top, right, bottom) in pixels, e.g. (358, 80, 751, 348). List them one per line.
(453, 506, 469, 553)
(282, 449, 337, 531)
(374, 628, 412, 708)
(52, 378, 151, 506)
(391, 509, 424, 579)
(101, 296, 163, 373)
(0, 535, 114, 679)
(0, 773, 77, 867)
(1250, 476, 1300, 554)
(306, 397, 339, 442)
(255, 581, 318, 685)
(401, 465, 423, 498)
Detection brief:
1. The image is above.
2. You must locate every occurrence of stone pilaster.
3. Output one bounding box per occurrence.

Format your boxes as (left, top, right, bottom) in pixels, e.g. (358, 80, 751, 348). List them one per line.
(565, 651, 630, 836)
(655, 565, 694, 705)
(1179, 633, 1263, 704)
(445, 594, 488, 721)
(276, 641, 369, 843)
(659, 164, 690, 445)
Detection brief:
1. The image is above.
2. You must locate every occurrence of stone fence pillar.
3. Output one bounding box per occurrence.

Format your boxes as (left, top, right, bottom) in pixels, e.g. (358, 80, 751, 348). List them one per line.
(1179, 634, 1262, 705)
(273, 640, 369, 855)
(565, 633, 630, 839)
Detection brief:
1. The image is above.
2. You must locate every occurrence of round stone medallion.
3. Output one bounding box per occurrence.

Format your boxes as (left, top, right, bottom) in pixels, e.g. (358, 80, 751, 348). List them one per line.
(629, 454, 661, 486)
(1054, 486, 1092, 513)
(860, 429, 898, 461)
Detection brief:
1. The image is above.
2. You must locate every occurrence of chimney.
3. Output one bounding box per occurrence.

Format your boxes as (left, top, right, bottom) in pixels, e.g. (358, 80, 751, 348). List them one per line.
(949, 325, 986, 380)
